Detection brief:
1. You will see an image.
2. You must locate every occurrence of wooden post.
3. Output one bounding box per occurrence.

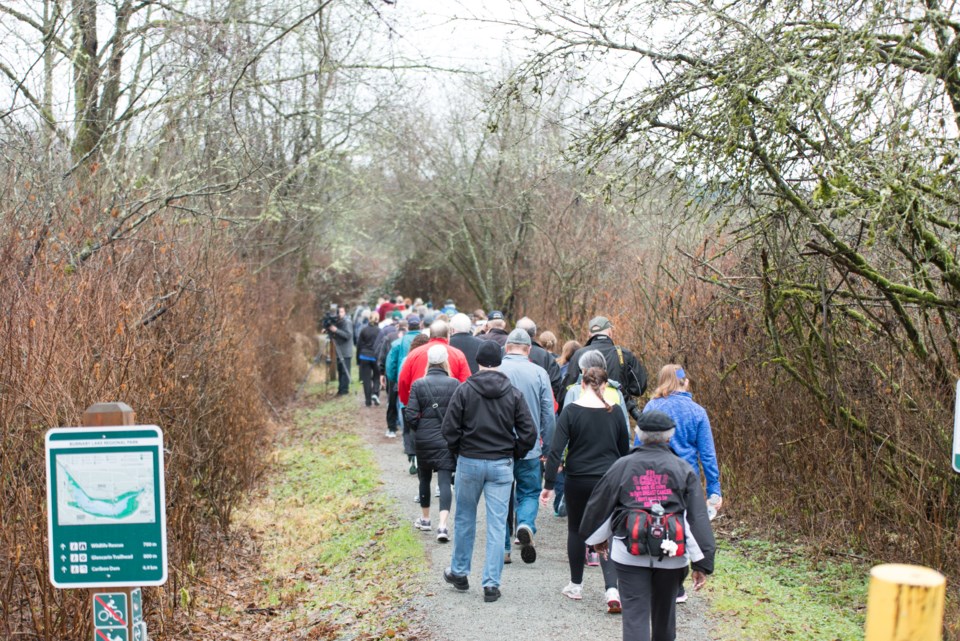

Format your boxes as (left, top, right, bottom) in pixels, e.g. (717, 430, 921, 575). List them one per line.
(83, 402, 137, 640)
(865, 563, 946, 641)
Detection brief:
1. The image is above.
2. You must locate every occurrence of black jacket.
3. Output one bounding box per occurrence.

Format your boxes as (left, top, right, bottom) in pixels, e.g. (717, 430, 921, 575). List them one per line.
(544, 404, 629, 488)
(356, 323, 381, 363)
(376, 325, 399, 371)
(477, 328, 509, 347)
(404, 369, 460, 470)
(449, 332, 482, 374)
(441, 370, 536, 460)
(562, 335, 647, 398)
(529, 341, 563, 402)
(579, 442, 716, 574)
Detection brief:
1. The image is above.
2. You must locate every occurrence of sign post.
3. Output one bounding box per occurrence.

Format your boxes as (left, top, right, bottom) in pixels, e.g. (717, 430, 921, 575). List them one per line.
(953, 380, 960, 473)
(46, 403, 166, 640)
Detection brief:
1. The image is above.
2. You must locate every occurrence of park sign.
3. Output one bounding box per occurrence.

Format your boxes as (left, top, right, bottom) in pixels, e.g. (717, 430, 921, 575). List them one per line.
(954, 380, 960, 474)
(46, 425, 168, 588)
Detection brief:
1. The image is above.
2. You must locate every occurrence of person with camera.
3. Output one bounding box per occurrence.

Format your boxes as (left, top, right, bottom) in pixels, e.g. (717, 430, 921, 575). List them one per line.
(562, 316, 648, 421)
(579, 411, 716, 641)
(325, 305, 354, 396)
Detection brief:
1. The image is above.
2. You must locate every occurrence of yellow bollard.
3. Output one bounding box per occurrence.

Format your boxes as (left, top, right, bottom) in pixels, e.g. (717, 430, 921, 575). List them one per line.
(865, 564, 946, 641)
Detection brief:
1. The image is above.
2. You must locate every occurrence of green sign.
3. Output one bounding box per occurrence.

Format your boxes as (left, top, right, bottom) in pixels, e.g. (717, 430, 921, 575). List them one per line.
(93, 592, 128, 629)
(130, 587, 142, 623)
(94, 629, 128, 641)
(46, 426, 167, 588)
(954, 381, 960, 474)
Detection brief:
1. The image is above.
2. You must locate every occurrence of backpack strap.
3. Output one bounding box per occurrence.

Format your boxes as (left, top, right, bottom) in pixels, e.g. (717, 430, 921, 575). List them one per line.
(615, 346, 625, 367)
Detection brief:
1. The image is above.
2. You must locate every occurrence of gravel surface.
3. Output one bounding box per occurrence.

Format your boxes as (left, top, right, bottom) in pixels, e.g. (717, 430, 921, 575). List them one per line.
(357, 399, 718, 641)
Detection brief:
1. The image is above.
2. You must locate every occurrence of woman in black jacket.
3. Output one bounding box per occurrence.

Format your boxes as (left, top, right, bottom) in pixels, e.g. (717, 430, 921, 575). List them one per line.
(356, 312, 382, 406)
(404, 344, 460, 542)
(540, 366, 630, 613)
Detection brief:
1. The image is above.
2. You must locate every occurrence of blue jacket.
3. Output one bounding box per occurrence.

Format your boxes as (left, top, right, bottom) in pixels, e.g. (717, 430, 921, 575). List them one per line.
(639, 391, 721, 497)
(498, 354, 556, 460)
(385, 329, 421, 383)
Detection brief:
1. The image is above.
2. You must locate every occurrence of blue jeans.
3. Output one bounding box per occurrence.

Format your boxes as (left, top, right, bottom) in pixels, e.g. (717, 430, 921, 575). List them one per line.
(450, 456, 513, 588)
(504, 457, 542, 552)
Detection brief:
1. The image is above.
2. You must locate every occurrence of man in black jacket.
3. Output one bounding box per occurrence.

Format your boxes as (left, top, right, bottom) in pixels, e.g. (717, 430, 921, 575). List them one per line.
(440, 341, 536, 603)
(327, 306, 354, 396)
(449, 313, 482, 374)
(516, 316, 563, 402)
(562, 316, 648, 418)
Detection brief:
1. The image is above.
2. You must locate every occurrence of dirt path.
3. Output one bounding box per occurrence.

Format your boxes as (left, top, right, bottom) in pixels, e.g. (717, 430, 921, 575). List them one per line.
(356, 397, 719, 641)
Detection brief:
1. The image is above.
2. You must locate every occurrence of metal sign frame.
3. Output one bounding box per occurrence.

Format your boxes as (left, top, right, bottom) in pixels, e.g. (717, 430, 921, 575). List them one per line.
(46, 425, 168, 588)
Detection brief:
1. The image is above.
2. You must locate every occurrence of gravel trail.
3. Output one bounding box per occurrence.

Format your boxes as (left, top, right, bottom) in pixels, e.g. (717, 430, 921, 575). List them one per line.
(357, 399, 719, 641)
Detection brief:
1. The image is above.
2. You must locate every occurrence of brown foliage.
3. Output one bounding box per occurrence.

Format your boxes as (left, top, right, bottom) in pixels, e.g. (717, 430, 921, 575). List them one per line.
(0, 212, 309, 639)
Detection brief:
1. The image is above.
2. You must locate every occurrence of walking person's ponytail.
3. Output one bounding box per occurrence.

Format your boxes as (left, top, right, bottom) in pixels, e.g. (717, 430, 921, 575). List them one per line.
(581, 366, 612, 412)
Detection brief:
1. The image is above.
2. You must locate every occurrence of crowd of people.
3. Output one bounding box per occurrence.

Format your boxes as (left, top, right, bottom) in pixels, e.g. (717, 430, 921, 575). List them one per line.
(325, 296, 722, 641)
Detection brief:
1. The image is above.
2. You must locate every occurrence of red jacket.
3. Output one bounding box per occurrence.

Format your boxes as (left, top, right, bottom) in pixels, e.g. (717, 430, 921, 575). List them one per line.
(398, 338, 471, 405)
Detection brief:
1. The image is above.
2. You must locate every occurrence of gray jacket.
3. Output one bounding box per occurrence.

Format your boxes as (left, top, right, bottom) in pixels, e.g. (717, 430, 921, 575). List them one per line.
(329, 316, 354, 359)
(498, 353, 556, 460)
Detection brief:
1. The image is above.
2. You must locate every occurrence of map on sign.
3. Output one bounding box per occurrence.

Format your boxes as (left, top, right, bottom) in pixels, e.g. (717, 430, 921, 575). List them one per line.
(56, 453, 156, 526)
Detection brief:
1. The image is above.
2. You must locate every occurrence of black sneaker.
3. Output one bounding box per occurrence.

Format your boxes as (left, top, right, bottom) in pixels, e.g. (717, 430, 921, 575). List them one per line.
(483, 586, 501, 603)
(443, 568, 469, 591)
(517, 524, 537, 564)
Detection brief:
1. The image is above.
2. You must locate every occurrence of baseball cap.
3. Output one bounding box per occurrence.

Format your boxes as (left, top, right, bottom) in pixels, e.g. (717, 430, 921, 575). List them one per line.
(406, 314, 421, 329)
(505, 328, 532, 346)
(489, 310, 504, 320)
(588, 316, 613, 333)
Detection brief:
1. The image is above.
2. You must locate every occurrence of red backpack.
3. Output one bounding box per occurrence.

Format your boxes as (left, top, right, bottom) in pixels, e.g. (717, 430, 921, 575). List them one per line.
(623, 503, 685, 560)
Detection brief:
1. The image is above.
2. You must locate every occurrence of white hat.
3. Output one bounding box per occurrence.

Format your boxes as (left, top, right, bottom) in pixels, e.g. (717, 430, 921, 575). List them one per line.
(427, 344, 448, 365)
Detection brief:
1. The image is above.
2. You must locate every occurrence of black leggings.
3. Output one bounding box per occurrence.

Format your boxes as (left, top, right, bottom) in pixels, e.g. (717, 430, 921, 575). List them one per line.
(564, 475, 618, 588)
(418, 465, 453, 512)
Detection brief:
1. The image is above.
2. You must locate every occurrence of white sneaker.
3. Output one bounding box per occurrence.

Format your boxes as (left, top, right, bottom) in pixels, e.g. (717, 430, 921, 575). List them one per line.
(413, 517, 431, 531)
(605, 587, 622, 613)
(434, 485, 440, 497)
(561, 582, 583, 600)
(385, 430, 397, 438)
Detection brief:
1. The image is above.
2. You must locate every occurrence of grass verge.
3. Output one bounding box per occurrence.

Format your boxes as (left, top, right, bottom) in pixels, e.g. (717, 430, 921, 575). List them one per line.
(234, 390, 424, 639)
(707, 536, 867, 641)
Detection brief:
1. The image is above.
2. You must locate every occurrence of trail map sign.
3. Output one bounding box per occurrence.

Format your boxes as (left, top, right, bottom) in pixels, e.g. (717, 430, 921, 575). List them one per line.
(953, 381, 960, 474)
(46, 426, 167, 588)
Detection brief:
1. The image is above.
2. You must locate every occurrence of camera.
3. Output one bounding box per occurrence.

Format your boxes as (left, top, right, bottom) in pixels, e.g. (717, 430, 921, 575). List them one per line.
(626, 397, 643, 422)
(321, 304, 339, 331)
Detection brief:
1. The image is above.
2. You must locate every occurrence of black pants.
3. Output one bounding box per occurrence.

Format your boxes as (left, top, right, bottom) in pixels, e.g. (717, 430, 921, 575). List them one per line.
(385, 380, 399, 431)
(564, 475, 617, 588)
(615, 562, 685, 641)
(359, 360, 379, 404)
(418, 465, 453, 511)
(337, 356, 351, 395)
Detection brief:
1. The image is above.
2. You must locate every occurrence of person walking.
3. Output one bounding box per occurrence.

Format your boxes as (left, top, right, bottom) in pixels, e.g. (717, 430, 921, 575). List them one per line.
(498, 328, 556, 565)
(475, 311, 509, 346)
(580, 411, 716, 641)
(562, 316, 648, 419)
(640, 364, 722, 603)
(440, 341, 537, 603)
(449, 313, 482, 374)
(404, 344, 460, 542)
(557, 340, 582, 380)
(376, 315, 405, 437)
(397, 320, 470, 405)
(515, 317, 563, 402)
(356, 311, 382, 407)
(541, 365, 630, 613)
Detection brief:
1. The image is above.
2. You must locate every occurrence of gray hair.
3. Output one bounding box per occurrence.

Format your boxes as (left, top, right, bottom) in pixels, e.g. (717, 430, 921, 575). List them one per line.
(516, 316, 537, 338)
(638, 428, 675, 444)
(429, 319, 449, 339)
(578, 349, 606, 371)
(450, 313, 472, 334)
